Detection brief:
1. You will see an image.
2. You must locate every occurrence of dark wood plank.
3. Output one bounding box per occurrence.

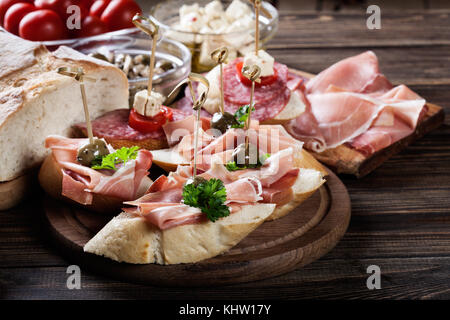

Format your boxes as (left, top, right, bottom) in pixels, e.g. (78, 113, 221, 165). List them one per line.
(2, 256, 449, 299)
(270, 11, 450, 48)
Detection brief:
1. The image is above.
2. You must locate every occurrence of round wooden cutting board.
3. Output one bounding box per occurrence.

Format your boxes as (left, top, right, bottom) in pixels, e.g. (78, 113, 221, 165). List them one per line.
(43, 168, 350, 286)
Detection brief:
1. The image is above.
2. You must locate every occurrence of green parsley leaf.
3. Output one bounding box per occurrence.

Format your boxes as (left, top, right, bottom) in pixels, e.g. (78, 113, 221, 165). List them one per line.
(182, 178, 230, 222)
(91, 146, 140, 170)
(231, 104, 255, 128)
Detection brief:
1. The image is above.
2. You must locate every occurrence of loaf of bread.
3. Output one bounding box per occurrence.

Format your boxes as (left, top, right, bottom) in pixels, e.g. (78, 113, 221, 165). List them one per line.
(0, 32, 129, 207)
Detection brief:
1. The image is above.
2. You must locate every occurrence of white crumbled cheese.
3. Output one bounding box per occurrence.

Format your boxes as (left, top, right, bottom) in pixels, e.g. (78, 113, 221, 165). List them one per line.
(225, 0, 253, 23)
(208, 17, 229, 33)
(226, 15, 254, 33)
(180, 11, 205, 32)
(243, 49, 275, 77)
(180, 3, 200, 18)
(133, 90, 165, 117)
(204, 0, 224, 20)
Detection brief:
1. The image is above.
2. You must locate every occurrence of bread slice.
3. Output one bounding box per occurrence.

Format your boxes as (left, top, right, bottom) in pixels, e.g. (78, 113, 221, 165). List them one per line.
(0, 32, 128, 209)
(84, 203, 276, 264)
(262, 90, 306, 124)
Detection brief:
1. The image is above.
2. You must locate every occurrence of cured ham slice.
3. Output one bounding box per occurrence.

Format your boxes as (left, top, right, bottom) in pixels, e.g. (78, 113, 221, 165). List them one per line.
(286, 51, 427, 155)
(162, 114, 211, 146)
(305, 51, 392, 94)
(124, 147, 302, 230)
(45, 135, 153, 205)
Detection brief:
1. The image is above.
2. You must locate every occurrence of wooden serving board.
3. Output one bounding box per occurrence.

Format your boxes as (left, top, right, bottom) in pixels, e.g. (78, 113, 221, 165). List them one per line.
(290, 69, 445, 178)
(43, 168, 350, 287)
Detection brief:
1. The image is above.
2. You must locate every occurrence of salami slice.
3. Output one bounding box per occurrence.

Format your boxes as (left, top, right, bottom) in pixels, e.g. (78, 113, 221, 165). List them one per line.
(223, 58, 289, 105)
(73, 108, 188, 141)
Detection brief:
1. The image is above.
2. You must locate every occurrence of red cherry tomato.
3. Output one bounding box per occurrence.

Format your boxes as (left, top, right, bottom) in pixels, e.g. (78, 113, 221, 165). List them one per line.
(19, 9, 66, 40)
(75, 14, 107, 37)
(79, 0, 92, 8)
(0, 0, 31, 25)
(89, 0, 108, 17)
(236, 61, 278, 87)
(34, 0, 87, 21)
(128, 106, 174, 133)
(100, 0, 141, 31)
(4, 2, 35, 34)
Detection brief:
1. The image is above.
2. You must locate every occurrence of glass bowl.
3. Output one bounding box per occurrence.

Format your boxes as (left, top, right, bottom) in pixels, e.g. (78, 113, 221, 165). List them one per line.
(72, 34, 191, 106)
(150, 0, 278, 73)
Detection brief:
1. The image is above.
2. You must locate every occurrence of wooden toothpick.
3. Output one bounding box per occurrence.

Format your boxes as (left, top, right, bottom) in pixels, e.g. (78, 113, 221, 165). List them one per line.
(132, 14, 160, 115)
(211, 47, 229, 114)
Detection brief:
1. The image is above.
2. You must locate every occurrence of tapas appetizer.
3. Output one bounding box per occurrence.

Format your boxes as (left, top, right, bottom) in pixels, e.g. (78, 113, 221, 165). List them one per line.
(39, 67, 152, 213)
(84, 68, 326, 264)
(0, 31, 128, 210)
(73, 15, 185, 151)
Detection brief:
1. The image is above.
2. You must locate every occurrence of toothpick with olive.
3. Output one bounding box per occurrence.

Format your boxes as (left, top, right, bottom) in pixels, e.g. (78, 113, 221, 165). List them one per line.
(132, 14, 160, 115)
(57, 67, 109, 166)
(210, 46, 239, 133)
(168, 73, 209, 184)
(240, 64, 261, 167)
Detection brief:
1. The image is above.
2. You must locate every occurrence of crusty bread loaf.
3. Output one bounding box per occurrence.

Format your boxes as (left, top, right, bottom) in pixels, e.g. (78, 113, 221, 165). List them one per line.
(0, 31, 129, 187)
(84, 203, 276, 264)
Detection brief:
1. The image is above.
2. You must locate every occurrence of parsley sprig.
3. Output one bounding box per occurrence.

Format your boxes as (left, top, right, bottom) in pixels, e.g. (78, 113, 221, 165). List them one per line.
(91, 146, 140, 170)
(182, 178, 230, 222)
(231, 104, 255, 129)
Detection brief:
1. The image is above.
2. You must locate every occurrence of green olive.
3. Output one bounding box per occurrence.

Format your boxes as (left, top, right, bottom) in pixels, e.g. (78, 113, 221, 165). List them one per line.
(232, 143, 260, 168)
(211, 112, 239, 134)
(77, 139, 110, 166)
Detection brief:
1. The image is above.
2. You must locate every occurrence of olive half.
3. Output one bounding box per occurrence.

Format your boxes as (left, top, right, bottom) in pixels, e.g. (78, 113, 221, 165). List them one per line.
(211, 112, 239, 134)
(77, 139, 110, 166)
(232, 143, 261, 168)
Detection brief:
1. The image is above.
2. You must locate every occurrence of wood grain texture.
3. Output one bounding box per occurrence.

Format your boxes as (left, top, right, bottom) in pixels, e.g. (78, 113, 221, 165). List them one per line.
(1, 8, 450, 300)
(41, 170, 350, 286)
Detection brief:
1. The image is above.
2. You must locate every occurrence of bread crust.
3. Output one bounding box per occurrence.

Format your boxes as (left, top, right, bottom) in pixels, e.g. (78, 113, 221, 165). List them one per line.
(84, 203, 277, 264)
(38, 155, 128, 214)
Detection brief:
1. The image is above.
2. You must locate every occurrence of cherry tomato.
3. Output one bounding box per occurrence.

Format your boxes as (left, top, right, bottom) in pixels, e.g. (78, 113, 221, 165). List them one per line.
(0, 0, 31, 25)
(128, 106, 174, 133)
(19, 9, 66, 40)
(100, 0, 141, 31)
(79, 0, 92, 8)
(89, 0, 108, 17)
(34, 0, 87, 20)
(4, 2, 35, 34)
(236, 61, 278, 87)
(75, 14, 107, 37)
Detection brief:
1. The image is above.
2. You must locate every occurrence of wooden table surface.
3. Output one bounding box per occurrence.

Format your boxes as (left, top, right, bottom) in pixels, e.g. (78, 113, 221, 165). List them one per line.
(1, 7, 450, 300)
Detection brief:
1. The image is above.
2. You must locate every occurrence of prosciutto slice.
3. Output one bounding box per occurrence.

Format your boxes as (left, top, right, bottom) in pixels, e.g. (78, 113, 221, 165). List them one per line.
(124, 147, 302, 230)
(45, 135, 153, 205)
(286, 51, 426, 155)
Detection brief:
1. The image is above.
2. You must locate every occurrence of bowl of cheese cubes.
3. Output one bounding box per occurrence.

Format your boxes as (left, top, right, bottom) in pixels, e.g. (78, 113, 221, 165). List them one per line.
(150, 0, 278, 72)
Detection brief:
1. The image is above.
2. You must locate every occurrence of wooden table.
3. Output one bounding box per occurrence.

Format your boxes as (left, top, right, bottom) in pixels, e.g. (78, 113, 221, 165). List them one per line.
(1, 8, 449, 300)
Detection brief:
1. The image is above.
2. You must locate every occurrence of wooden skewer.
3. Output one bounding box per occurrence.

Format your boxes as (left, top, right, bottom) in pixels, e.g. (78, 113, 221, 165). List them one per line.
(132, 14, 160, 115)
(241, 65, 261, 166)
(168, 73, 210, 178)
(211, 47, 229, 114)
(254, 0, 260, 54)
(57, 67, 95, 144)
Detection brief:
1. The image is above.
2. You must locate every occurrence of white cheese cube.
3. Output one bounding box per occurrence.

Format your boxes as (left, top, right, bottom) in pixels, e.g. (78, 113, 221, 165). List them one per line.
(204, 0, 224, 20)
(133, 90, 165, 117)
(225, 0, 253, 23)
(180, 3, 200, 18)
(243, 49, 275, 77)
(180, 11, 205, 33)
